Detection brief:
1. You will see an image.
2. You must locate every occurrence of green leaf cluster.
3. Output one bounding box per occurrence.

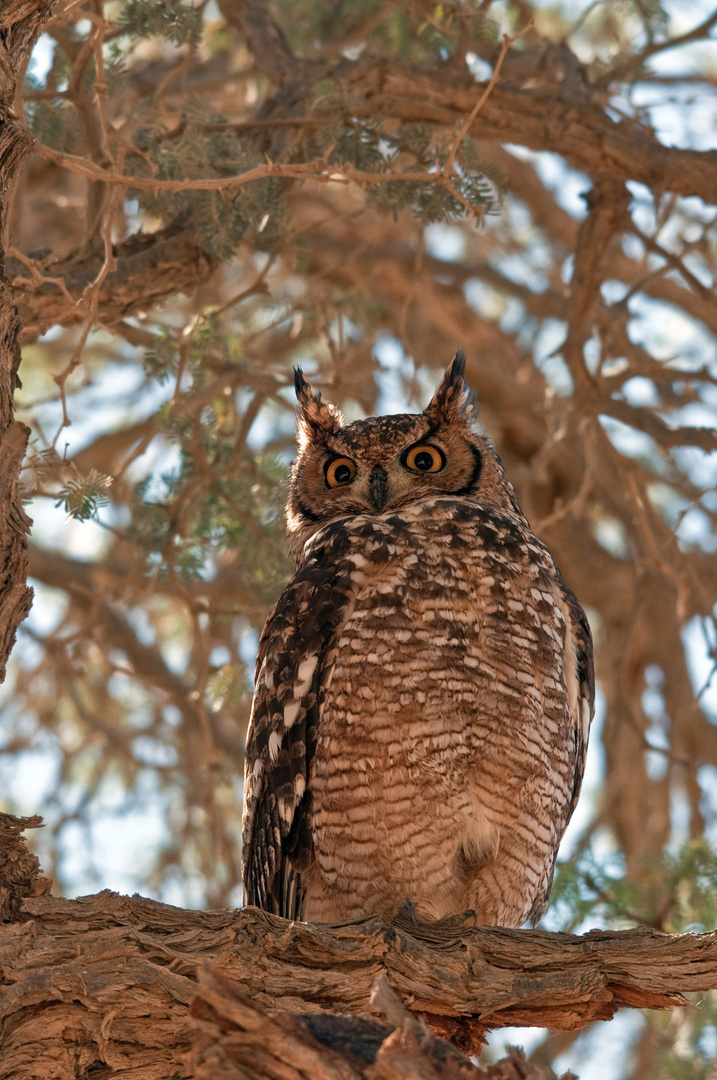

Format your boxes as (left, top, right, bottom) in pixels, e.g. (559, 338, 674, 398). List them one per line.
(551, 839, 717, 933)
(131, 318, 290, 592)
(297, 115, 505, 223)
(55, 469, 113, 522)
(118, 0, 203, 47)
(131, 122, 285, 257)
(143, 330, 181, 384)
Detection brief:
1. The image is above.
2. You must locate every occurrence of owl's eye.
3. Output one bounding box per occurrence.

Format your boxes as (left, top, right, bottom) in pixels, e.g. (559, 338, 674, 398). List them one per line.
(402, 444, 445, 473)
(325, 456, 357, 488)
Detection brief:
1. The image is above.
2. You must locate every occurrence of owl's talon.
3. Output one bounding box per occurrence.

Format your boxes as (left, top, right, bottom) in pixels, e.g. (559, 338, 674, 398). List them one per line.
(399, 898, 418, 923)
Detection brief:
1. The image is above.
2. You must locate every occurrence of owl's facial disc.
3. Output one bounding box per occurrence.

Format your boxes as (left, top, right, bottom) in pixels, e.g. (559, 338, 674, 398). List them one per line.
(313, 429, 478, 515)
(286, 355, 510, 568)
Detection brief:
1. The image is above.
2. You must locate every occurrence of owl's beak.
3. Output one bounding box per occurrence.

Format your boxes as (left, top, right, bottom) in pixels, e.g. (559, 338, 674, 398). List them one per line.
(369, 466, 389, 511)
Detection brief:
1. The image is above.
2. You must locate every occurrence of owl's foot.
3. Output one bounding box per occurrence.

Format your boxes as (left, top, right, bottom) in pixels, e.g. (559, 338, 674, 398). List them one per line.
(392, 901, 477, 943)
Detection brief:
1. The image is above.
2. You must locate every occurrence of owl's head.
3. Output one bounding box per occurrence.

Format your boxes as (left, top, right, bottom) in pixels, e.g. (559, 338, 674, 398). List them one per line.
(286, 351, 520, 565)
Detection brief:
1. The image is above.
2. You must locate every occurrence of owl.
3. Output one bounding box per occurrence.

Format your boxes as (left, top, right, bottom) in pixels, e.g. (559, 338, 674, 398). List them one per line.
(242, 351, 594, 927)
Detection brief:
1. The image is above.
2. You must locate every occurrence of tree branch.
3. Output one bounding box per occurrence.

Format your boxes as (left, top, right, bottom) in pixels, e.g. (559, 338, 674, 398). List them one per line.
(190, 967, 574, 1080)
(216, 0, 303, 86)
(10, 223, 219, 340)
(562, 176, 631, 391)
(3, 877, 717, 1072)
(0, 0, 53, 678)
(346, 64, 717, 203)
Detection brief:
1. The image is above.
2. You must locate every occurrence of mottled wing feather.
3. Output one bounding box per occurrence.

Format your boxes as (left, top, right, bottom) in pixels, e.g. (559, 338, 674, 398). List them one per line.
(557, 570, 595, 820)
(241, 523, 356, 918)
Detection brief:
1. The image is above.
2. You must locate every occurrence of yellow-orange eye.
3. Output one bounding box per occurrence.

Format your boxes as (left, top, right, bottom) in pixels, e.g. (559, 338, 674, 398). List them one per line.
(325, 456, 357, 488)
(403, 444, 445, 473)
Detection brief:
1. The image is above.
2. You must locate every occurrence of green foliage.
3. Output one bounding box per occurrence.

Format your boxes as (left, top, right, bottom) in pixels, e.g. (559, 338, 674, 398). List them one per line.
(23, 445, 63, 492)
(552, 840, 717, 1075)
(131, 442, 289, 590)
(330, 118, 388, 174)
(110, 3, 502, 262)
(297, 115, 504, 223)
(551, 840, 717, 933)
(372, 129, 504, 222)
(118, 0, 203, 47)
(276, 0, 498, 67)
(130, 121, 285, 257)
(25, 100, 80, 154)
(55, 469, 113, 522)
(130, 317, 290, 591)
(143, 331, 180, 384)
(130, 105, 501, 257)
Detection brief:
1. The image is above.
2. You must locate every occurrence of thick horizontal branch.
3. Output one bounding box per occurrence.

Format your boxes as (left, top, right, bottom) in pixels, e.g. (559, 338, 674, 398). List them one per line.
(3, 886, 716, 1069)
(346, 64, 717, 203)
(2, 817, 716, 1074)
(10, 224, 219, 340)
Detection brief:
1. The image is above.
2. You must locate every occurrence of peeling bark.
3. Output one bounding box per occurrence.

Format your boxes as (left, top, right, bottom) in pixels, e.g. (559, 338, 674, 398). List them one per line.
(189, 968, 573, 1080)
(0, 813, 51, 921)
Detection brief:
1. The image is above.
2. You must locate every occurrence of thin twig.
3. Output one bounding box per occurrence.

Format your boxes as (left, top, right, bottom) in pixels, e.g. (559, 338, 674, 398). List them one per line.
(33, 141, 488, 216)
(443, 20, 534, 179)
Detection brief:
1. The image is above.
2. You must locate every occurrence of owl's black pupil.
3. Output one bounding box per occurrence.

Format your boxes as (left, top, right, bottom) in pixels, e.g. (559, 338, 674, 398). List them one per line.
(414, 451, 434, 471)
(334, 463, 352, 483)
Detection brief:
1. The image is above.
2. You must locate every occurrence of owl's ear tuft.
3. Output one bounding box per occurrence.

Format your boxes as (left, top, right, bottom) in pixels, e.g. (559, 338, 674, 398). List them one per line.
(294, 368, 343, 448)
(424, 350, 475, 427)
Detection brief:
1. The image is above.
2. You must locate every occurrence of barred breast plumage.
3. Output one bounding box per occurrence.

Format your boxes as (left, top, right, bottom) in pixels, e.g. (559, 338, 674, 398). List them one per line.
(242, 351, 594, 926)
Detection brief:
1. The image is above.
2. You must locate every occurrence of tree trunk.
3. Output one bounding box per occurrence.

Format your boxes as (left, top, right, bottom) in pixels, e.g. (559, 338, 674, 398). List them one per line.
(0, 2, 50, 680)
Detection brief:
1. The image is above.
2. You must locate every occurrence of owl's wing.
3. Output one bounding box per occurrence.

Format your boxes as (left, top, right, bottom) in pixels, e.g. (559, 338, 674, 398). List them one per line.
(241, 524, 356, 919)
(559, 574, 595, 819)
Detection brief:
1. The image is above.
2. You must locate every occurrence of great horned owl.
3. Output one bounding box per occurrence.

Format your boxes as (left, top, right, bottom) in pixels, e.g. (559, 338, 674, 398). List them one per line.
(242, 352, 594, 927)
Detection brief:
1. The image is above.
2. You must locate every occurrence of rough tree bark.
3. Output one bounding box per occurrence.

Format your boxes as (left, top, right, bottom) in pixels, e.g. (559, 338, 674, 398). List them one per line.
(0, 1, 46, 680)
(9, 223, 220, 342)
(2, 815, 717, 1079)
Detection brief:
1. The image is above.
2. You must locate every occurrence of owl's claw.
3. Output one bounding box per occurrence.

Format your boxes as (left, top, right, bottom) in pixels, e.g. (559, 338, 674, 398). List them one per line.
(400, 898, 418, 922)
